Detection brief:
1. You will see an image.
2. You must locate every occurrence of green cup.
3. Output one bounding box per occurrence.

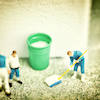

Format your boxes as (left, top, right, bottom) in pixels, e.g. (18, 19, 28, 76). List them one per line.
(27, 33, 52, 70)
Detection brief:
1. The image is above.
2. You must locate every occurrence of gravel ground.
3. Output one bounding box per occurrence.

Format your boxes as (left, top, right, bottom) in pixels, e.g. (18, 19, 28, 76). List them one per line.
(0, 47, 100, 100)
(0, 0, 100, 100)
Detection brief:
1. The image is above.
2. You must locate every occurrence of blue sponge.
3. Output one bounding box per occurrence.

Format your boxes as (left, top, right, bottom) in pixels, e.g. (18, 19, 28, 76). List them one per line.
(50, 80, 62, 87)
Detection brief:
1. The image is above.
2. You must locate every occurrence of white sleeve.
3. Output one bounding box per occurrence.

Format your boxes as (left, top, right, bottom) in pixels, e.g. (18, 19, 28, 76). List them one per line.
(6, 58, 10, 70)
(16, 55, 20, 66)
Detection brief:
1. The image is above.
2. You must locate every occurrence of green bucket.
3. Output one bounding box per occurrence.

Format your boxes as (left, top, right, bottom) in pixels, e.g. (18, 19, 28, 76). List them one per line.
(27, 33, 52, 70)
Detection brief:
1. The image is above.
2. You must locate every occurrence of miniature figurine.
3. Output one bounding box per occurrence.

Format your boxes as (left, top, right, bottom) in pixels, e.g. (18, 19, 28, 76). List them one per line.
(0, 52, 11, 96)
(8, 51, 22, 87)
(67, 51, 85, 82)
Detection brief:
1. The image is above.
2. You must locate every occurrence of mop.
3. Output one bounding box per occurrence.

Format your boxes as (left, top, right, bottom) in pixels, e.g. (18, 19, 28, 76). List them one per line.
(45, 50, 87, 87)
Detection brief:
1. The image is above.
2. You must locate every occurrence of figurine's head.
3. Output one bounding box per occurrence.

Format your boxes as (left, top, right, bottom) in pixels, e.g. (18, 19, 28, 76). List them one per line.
(12, 50, 17, 57)
(67, 51, 72, 56)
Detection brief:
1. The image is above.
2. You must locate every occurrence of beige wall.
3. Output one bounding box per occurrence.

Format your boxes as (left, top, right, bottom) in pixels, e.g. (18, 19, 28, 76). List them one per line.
(0, 0, 91, 59)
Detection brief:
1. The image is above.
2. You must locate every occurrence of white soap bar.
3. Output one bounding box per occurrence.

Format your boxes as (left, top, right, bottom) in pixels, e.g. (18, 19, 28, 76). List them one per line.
(45, 75, 61, 86)
(31, 41, 48, 48)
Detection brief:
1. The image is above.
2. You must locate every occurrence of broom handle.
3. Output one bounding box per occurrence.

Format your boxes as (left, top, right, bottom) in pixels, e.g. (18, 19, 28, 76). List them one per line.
(58, 50, 87, 80)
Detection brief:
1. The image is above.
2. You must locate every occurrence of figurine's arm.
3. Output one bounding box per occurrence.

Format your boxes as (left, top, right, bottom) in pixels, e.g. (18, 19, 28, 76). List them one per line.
(70, 57, 73, 65)
(6, 57, 11, 74)
(78, 55, 84, 61)
(76, 51, 84, 61)
(17, 55, 20, 66)
(73, 51, 83, 63)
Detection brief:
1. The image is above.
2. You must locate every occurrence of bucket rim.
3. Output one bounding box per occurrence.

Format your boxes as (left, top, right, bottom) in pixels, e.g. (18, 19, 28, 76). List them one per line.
(26, 33, 52, 49)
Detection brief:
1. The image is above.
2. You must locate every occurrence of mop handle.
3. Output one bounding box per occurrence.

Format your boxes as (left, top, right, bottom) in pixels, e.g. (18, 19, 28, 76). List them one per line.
(58, 50, 87, 80)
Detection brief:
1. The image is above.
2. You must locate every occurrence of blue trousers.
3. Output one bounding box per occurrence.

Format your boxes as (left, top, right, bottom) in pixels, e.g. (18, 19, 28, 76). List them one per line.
(9, 68, 20, 79)
(74, 59, 85, 74)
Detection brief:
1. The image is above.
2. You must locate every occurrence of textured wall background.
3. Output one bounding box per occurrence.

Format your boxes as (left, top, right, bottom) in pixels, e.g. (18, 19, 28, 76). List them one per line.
(0, 0, 91, 58)
(88, 0, 100, 47)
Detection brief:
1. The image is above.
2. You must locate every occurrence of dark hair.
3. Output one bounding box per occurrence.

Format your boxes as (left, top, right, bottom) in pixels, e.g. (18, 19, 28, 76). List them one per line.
(12, 50, 17, 54)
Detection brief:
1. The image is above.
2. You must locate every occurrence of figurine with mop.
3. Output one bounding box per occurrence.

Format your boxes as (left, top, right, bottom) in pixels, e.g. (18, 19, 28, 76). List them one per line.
(45, 50, 87, 87)
(67, 51, 85, 82)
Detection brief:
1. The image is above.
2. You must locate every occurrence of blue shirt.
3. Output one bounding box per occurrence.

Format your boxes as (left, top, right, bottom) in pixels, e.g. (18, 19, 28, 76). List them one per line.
(70, 51, 84, 65)
(0, 55, 6, 68)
